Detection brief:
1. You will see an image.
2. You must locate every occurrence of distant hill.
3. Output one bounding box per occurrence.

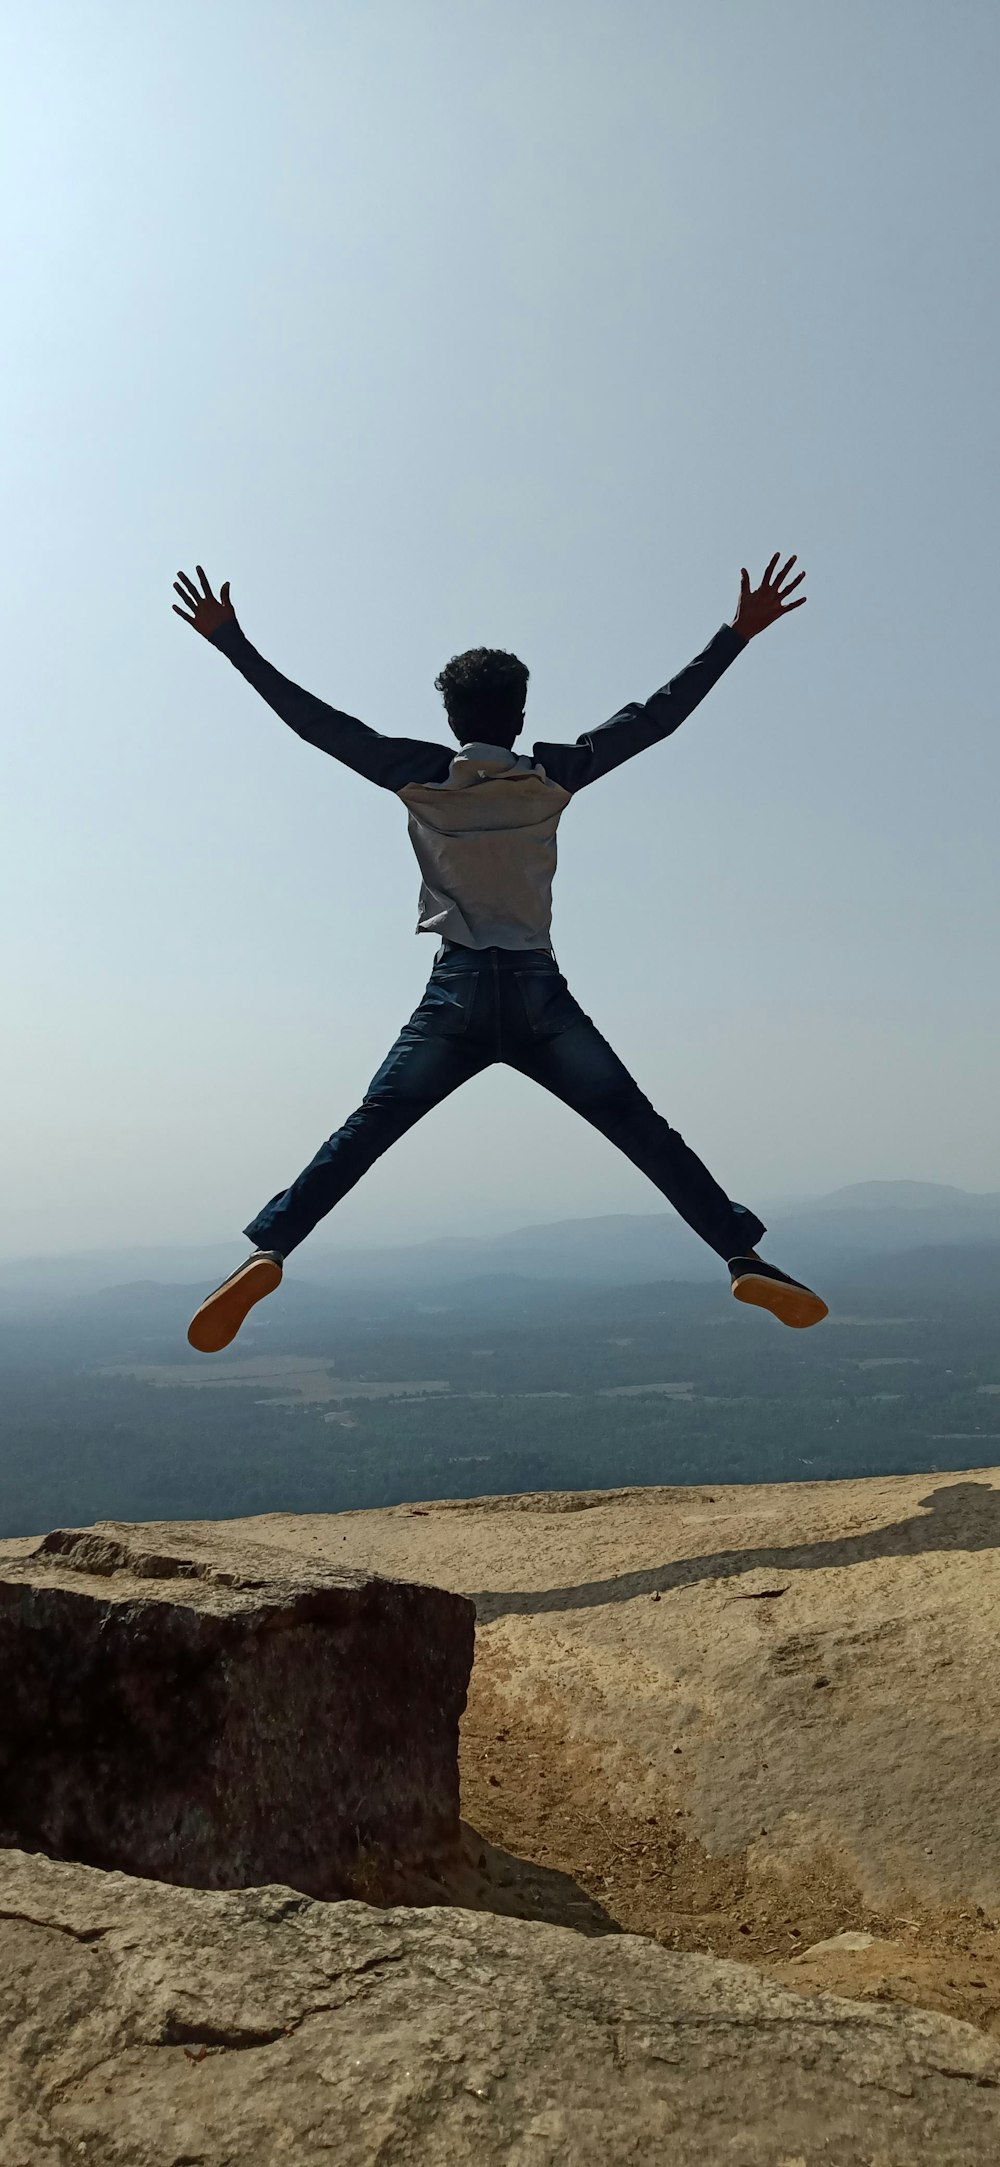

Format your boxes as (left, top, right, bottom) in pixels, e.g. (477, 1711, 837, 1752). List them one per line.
(782, 1181, 1000, 1260)
(1, 1181, 999, 1314)
(271, 1179, 1000, 1287)
(812, 1180, 977, 1212)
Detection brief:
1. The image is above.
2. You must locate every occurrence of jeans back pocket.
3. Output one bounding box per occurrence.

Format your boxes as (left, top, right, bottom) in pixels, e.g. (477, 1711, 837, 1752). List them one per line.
(413, 970, 479, 1037)
(514, 968, 582, 1040)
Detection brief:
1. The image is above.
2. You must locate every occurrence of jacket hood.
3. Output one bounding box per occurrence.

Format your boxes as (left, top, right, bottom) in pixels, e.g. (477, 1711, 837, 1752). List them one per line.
(446, 742, 541, 789)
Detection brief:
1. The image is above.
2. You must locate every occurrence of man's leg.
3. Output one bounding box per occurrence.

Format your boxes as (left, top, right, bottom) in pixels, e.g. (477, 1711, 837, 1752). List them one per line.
(507, 970, 825, 1325)
(244, 1027, 487, 1259)
(188, 955, 490, 1350)
(516, 1019, 763, 1259)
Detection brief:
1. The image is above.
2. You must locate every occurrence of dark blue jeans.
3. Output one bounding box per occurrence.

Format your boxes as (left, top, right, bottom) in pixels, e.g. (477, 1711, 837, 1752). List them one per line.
(244, 943, 765, 1264)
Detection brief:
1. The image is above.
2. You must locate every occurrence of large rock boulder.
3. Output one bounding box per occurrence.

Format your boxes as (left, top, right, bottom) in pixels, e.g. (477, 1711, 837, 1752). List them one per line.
(0, 1523, 474, 1899)
(2, 1847, 999, 2165)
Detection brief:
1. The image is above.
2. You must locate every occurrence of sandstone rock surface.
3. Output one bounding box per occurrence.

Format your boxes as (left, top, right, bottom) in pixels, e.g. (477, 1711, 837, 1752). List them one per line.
(2, 1845, 1000, 2166)
(0, 1522, 474, 1898)
(109, 1469, 1000, 2034)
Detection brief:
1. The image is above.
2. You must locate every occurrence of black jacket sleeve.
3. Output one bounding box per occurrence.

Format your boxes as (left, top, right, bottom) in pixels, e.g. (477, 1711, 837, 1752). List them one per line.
(531, 623, 747, 794)
(208, 620, 452, 791)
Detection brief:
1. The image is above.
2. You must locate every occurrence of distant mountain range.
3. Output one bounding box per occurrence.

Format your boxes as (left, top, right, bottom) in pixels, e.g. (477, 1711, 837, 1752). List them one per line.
(2, 1182, 1000, 1313)
(783, 1180, 1000, 1247)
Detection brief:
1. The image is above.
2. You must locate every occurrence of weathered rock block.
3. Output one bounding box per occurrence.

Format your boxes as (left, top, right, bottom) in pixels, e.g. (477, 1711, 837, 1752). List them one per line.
(3, 1848, 1000, 2166)
(0, 1522, 475, 1898)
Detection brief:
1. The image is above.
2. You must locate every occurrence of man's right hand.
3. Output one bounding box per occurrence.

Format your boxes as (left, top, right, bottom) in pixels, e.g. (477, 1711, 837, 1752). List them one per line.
(172, 564, 236, 638)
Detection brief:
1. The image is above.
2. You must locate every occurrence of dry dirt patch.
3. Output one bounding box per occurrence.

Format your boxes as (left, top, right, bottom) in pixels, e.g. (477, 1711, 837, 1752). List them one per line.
(460, 1630, 1000, 2043)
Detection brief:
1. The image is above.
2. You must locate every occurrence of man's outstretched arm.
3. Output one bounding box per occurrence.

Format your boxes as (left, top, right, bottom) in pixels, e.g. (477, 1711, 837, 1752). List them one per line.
(533, 553, 807, 794)
(172, 565, 451, 792)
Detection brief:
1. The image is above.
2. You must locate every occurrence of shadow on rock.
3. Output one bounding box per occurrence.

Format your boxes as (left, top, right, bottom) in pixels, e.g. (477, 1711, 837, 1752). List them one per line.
(357, 1823, 618, 1938)
(471, 1480, 1000, 1621)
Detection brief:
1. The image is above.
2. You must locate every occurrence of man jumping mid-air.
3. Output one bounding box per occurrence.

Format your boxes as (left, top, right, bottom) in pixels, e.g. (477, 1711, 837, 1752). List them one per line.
(175, 554, 827, 1353)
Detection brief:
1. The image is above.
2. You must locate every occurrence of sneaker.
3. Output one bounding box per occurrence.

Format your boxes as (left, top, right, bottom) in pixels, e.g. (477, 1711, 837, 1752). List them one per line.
(728, 1254, 828, 1330)
(187, 1250, 283, 1353)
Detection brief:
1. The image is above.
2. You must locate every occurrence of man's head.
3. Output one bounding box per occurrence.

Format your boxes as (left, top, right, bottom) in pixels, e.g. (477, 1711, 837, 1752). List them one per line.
(434, 647, 529, 749)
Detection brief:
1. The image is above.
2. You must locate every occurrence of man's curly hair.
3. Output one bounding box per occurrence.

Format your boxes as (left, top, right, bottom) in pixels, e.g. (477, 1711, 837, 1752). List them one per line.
(434, 646, 529, 742)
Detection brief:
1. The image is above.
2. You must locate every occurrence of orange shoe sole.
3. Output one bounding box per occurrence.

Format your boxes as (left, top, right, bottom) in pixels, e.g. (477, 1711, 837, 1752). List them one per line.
(732, 1273, 828, 1329)
(187, 1255, 283, 1353)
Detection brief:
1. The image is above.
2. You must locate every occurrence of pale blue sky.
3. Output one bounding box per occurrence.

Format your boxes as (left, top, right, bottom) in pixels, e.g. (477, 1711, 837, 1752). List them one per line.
(2, 0, 998, 1258)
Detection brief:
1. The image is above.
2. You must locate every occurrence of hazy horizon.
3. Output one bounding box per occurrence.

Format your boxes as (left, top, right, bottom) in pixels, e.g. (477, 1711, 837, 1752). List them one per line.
(2, 1175, 999, 1274)
(3, 0, 998, 1261)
